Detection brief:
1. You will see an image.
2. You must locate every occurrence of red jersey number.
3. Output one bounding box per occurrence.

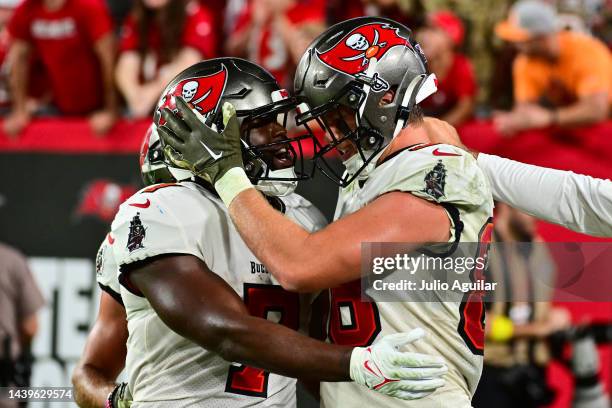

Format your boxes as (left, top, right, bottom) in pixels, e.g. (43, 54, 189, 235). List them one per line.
(458, 219, 493, 355)
(328, 280, 381, 347)
(225, 283, 300, 397)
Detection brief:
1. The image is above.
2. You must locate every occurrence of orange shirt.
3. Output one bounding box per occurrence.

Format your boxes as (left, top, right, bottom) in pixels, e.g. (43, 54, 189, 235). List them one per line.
(513, 31, 612, 107)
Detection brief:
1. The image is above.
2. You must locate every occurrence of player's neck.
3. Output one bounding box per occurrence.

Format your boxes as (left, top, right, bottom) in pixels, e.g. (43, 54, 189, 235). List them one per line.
(378, 122, 431, 164)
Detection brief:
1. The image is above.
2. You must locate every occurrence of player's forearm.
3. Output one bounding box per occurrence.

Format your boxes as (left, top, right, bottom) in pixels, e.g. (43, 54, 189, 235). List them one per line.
(207, 313, 352, 382)
(229, 189, 330, 291)
(72, 365, 116, 408)
(478, 153, 612, 237)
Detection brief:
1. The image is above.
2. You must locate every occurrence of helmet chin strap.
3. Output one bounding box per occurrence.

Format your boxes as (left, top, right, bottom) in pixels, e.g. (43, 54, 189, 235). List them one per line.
(254, 167, 298, 197)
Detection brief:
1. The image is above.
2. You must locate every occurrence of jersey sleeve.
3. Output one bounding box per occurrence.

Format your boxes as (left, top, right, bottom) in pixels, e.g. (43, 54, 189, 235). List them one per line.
(478, 153, 612, 237)
(369, 145, 492, 246)
(374, 144, 491, 209)
(95, 234, 123, 306)
(110, 187, 207, 271)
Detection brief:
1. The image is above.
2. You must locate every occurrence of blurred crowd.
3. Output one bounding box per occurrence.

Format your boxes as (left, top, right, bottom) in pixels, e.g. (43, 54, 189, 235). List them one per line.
(0, 0, 609, 141)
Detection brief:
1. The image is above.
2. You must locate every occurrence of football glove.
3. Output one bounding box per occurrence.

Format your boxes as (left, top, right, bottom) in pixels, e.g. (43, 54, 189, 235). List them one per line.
(158, 97, 244, 186)
(105, 382, 132, 408)
(350, 328, 447, 400)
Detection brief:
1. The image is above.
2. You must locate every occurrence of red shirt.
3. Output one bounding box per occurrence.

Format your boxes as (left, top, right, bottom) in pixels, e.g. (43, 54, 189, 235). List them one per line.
(420, 53, 477, 117)
(120, 1, 216, 78)
(8, 0, 112, 115)
(233, 0, 325, 87)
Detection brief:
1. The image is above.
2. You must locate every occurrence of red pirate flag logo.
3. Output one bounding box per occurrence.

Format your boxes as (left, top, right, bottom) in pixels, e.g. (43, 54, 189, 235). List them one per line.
(157, 66, 228, 125)
(317, 23, 409, 90)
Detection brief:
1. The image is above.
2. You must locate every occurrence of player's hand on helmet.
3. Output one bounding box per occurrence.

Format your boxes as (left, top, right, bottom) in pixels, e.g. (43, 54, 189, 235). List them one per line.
(350, 328, 448, 400)
(158, 97, 244, 185)
(106, 382, 132, 408)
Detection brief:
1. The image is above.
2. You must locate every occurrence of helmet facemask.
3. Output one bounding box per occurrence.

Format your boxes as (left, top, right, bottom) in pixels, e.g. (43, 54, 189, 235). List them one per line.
(140, 124, 178, 186)
(295, 81, 386, 187)
(209, 92, 314, 197)
(155, 58, 317, 197)
(293, 17, 438, 187)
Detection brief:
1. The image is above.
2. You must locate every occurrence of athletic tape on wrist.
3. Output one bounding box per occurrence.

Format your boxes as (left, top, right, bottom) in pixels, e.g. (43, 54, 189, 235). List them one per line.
(215, 167, 253, 206)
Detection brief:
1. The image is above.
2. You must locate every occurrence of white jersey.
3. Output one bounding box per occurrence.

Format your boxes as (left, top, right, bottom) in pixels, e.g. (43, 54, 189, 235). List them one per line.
(321, 144, 494, 408)
(478, 153, 612, 238)
(95, 234, 123, 306)
(109, 181, 327, 408)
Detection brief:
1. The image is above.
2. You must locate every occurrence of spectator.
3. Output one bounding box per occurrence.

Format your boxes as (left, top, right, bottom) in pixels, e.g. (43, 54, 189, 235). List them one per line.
(326, 0, 426, 32)
(0, 0, 18, 109)
(105, 0, 134, 28)
(473, 203, 570, 408)
(417, 11, 477, 126)
(0, 243, 44, 408)
(493, 0, 611, 136)
(4, 0, 117, 137)
(226, 0, 325, 88)
(116, 0, 216, 119)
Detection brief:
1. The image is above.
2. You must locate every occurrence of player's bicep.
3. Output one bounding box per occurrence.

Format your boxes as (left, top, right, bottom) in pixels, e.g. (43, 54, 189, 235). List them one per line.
(126, 254, 249, 346)
(307, 192, 450, 288)
(79, 292, 127, 377)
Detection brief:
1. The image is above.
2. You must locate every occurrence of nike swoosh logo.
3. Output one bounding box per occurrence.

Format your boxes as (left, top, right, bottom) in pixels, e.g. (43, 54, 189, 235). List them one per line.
(129, 199, 151, 209)
(363, 360, 380, 377)
(107, 233, 115, 245)
(432, 147, 461, 157)
(364, 360, 399, 390)
(199, 140, 223, 161)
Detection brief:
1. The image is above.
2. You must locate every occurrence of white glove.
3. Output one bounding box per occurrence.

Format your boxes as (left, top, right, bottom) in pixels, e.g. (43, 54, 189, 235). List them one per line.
(350, 328, 447, 400)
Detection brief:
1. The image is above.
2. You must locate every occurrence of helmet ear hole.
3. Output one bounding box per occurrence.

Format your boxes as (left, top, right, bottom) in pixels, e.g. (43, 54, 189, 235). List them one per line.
(379, 85, 397, 106)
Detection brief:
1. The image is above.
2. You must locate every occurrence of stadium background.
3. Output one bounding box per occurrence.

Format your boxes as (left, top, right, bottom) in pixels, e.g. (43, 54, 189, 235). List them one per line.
(0, 0, 610, 407)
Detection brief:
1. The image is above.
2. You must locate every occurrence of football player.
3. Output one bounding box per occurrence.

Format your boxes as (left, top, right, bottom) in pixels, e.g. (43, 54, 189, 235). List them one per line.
(159, 19, 494, 407)
(104, 58, 449, 407)
(72, 124, 173, 408)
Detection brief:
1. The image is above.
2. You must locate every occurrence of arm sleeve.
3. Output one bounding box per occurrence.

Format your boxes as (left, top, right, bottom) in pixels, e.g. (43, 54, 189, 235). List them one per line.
(478, 153, 612, 237)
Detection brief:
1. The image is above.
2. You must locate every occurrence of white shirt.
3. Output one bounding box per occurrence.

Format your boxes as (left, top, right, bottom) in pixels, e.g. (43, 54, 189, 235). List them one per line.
(478, 153, 612, 237)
